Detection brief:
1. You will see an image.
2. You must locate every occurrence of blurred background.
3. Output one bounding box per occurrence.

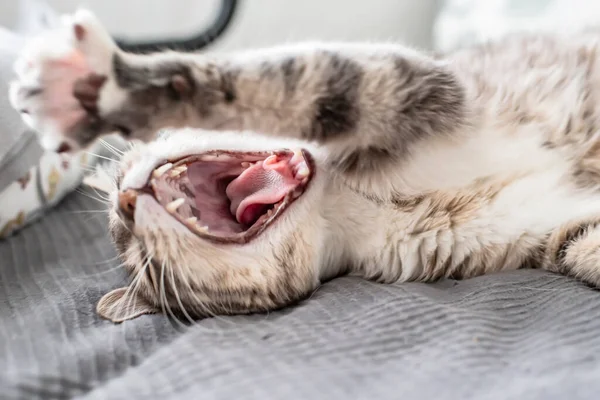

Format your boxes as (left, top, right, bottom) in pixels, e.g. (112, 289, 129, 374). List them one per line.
(3, 0, 600, 55)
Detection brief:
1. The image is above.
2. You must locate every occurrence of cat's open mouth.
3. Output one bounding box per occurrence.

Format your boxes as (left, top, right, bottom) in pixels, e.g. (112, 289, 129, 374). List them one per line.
(127, 149, 314, 244)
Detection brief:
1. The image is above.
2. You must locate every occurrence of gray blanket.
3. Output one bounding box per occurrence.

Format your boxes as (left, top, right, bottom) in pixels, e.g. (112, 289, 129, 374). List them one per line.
(2, 192, 600, 400)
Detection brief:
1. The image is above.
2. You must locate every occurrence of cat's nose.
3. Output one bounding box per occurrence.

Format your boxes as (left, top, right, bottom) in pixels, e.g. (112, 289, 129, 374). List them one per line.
(118, 189, 137, 220)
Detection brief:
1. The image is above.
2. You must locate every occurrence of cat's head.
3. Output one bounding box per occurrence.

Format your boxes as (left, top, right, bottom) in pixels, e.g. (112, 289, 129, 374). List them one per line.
(97, 129, 330, 322)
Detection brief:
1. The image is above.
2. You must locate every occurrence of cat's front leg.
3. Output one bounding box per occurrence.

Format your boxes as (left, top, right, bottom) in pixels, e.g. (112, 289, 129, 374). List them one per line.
(10, 10, 116, 151)
(9, 9, 203, 151)
(11, 10, 468, 201)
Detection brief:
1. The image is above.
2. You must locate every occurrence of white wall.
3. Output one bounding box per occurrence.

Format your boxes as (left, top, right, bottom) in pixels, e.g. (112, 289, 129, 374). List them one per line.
(208, 0, 440, 51)
(0, 0, 440, 50)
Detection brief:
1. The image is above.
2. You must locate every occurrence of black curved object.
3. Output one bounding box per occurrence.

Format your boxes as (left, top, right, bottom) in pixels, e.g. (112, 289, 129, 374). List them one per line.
(115, 0, 238, 53)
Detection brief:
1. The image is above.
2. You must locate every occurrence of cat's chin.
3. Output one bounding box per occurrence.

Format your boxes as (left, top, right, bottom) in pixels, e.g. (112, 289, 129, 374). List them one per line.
(117, 148, 315, 244)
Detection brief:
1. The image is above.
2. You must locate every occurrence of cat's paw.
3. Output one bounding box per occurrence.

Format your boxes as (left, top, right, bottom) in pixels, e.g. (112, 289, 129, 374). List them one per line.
(9, 9, 120, 152)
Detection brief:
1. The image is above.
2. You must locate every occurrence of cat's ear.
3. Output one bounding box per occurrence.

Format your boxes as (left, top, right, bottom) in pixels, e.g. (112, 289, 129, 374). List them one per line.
(97, 287, 158, 323)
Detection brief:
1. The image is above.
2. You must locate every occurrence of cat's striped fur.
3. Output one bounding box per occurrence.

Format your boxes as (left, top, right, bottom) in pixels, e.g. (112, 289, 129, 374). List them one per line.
(10, 10, 600, 321)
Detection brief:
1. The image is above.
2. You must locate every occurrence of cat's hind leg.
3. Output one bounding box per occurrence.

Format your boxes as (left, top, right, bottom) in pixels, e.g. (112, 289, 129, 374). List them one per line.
(544, 220, 600, 287)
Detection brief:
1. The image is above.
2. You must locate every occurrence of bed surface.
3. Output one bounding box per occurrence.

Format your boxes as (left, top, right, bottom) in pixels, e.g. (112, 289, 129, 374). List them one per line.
(2, 2, 600, 397)
(1, 192, 600, 399)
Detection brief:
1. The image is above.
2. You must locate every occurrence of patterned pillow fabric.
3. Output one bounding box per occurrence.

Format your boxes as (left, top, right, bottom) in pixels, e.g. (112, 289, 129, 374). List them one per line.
(434, 0, 600, 52)
(0, 136, 126, 239)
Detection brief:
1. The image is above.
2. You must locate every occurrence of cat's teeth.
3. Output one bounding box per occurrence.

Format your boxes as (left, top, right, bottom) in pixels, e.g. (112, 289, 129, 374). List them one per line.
(170, 165, 187, 177)
(196, 224, 209, 232)
(185, 217, 197, 224)
(153, 163, 172, 178)
(241, 161, 251, 168)
(166, 198, 185, 213)
(266, 208, 274, 217)
(291, 150, 303, 165)
(263, 155, 278, 166)
(296, 163, 309, 178)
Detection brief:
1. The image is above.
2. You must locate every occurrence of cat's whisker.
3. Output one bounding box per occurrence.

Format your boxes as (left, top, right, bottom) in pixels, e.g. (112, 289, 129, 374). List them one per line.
(76, 186, 111, 200)
(159, 257, 187, 330)
(80, 260, 128, 278)
(99, 138, 125, 157)
(84, 151, 119, 164)
(178, 238, 236, 325)
(126, 141, 137, 151)
(87, 254, 123, 266)
(75, 188, 111, 204)
(80, 209, 111, 223)
(80, 165, 103, 173)
(100, 145, 124, 159)
(66, 209, 109, 214)
(167, 259, 195, 326)
(88, 185, 111, 200)
(175, 240, 224, 325)
(170, 242, 211, 320)
(118, 253, 151, 322)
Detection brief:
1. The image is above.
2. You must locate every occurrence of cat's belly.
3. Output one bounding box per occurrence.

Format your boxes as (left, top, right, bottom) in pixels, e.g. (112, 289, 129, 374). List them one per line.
(368, 164, 600, 283)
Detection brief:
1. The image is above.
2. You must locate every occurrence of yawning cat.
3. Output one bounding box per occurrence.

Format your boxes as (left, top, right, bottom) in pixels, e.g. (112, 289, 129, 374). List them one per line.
(10, 10, 600, 322)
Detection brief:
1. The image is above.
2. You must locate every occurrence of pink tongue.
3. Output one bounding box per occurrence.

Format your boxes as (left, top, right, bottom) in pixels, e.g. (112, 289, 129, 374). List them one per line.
(226, 160, 297, 226)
